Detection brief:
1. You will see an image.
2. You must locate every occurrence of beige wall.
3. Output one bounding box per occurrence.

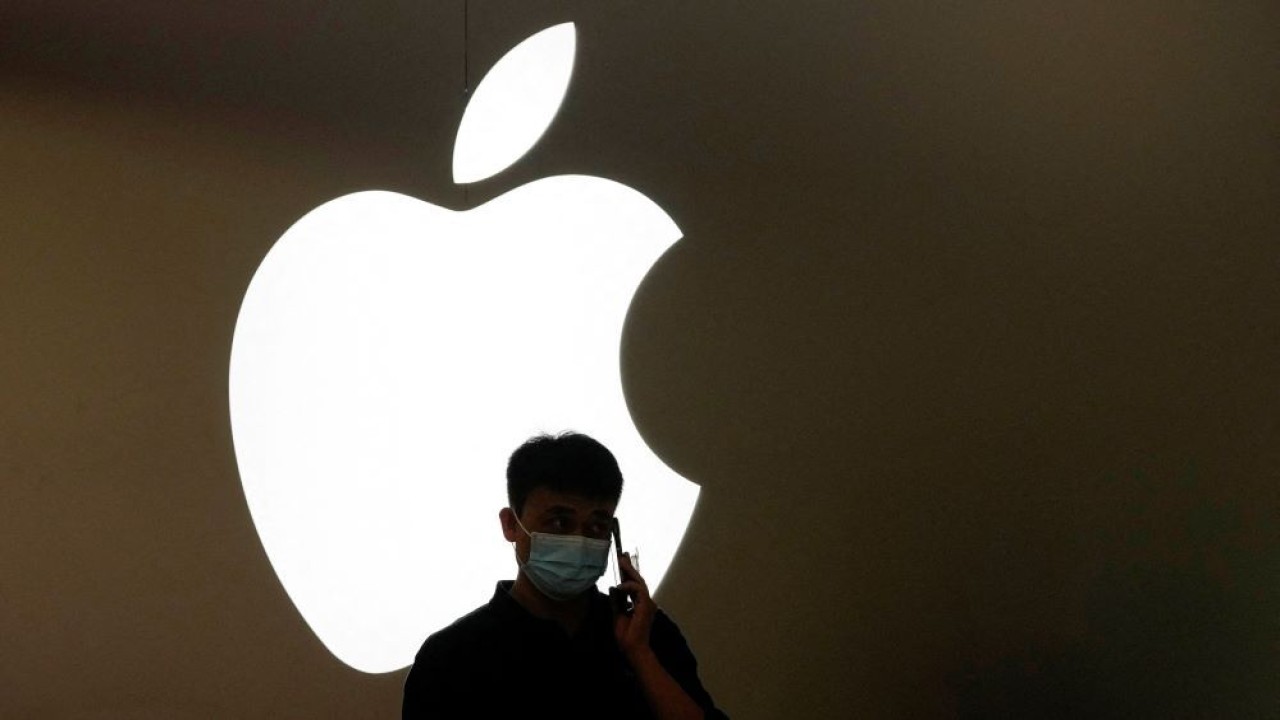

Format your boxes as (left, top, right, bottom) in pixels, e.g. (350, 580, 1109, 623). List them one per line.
(3, 2, 1278, 717)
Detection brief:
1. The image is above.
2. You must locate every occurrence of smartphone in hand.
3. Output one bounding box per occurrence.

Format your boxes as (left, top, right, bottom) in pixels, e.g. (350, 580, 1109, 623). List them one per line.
(608, 517, 633, 615)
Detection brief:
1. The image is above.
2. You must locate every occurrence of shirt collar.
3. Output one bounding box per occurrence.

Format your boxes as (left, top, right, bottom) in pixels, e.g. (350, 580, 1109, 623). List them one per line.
(490, 580, 612, 629)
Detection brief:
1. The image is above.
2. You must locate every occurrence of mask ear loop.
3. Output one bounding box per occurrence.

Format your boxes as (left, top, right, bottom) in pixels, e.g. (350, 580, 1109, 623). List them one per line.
(510, 509, 531, 571)
(510, 509, 532, 538)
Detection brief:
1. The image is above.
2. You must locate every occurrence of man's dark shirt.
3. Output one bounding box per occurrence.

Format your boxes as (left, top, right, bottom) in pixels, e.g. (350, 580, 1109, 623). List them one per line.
(402, 581, 727, 719)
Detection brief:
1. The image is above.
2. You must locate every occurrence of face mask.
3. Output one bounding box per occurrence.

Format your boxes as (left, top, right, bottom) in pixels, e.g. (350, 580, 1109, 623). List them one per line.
(512, 512, 612, 601)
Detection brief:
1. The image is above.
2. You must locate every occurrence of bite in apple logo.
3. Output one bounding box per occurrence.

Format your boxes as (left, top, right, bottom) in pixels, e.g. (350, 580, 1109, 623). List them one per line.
(228, 22, 699, 674)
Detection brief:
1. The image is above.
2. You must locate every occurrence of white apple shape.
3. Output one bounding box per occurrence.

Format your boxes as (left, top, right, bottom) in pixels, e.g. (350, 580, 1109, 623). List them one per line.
(228, 22, 700, 674)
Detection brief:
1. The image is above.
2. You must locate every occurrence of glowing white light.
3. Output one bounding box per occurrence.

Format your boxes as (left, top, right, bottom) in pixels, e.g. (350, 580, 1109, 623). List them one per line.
(228, 22, 699, 674)
(453, 22, 575, 184)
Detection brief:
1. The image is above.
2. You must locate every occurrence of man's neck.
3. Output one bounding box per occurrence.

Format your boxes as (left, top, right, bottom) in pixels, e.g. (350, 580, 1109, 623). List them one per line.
(508, 574, 592, 636)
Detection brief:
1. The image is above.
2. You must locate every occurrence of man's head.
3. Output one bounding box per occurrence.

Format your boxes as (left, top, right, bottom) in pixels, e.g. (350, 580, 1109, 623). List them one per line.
(504, 431, 623, 519)
(499, 432, 623, 599)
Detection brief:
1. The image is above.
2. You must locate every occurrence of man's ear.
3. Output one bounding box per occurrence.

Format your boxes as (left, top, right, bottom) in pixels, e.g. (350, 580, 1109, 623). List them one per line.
(499, 507, 520, 543)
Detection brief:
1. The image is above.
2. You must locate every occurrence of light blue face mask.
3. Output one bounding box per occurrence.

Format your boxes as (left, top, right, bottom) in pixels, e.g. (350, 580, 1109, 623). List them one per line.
(512, 512, 612, 601)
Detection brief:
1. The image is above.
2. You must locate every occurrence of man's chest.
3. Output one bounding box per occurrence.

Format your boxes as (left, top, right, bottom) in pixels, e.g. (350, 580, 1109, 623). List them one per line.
(482, 625, 649, 716)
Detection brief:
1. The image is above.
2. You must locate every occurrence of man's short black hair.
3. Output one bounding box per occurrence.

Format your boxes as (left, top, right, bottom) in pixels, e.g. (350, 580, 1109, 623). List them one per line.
(506, 432, 623, 515)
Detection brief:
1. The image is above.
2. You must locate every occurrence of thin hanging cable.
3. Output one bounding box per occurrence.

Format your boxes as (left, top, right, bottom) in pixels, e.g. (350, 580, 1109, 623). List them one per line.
(462, 0, 470, 206)
(463, 0, 470, 95)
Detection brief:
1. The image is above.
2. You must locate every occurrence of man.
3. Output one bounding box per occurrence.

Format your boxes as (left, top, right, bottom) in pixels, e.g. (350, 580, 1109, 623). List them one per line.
(403, 432, 727, 719)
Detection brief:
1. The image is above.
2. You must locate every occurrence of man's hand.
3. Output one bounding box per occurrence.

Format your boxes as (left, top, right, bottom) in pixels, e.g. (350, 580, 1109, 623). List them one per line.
(611, 553, 706, 719)
(612, 552, 655, 662)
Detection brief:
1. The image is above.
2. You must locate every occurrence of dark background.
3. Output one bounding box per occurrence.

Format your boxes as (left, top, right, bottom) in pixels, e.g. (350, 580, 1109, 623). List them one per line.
(3, 1, 1278, 717)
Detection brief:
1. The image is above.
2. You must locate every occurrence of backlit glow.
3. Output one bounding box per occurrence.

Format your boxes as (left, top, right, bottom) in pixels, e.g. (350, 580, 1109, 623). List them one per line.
(229, 21, 698, 674)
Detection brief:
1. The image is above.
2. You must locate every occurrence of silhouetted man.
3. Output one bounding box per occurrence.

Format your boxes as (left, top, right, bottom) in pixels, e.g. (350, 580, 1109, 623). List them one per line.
(403, 432, 726, 719)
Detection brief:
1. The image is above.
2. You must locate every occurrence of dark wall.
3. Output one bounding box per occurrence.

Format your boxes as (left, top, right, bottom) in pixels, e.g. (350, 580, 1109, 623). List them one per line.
(3, 2, 1278, 717)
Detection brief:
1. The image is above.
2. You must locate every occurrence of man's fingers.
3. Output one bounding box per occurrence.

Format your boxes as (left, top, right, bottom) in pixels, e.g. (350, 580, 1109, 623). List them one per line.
(619, 552, 646, 584)
(615, 579, 646, 598)
(615, 579, 655, 623)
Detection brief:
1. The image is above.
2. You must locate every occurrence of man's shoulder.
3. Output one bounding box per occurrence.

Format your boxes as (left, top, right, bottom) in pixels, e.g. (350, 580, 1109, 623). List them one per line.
(402, 587, 522, 716)
(651, 606, 687, 641)
(413, 583, 520, 662)
(416, 600, 503, 660)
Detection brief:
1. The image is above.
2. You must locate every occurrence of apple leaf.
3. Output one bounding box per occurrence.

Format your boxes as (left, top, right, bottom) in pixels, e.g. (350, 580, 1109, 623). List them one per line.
(453, 22, 576, 184)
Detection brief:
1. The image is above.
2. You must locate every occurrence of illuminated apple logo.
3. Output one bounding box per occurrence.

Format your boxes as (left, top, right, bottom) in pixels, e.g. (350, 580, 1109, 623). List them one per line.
(228, 23, 699, 674)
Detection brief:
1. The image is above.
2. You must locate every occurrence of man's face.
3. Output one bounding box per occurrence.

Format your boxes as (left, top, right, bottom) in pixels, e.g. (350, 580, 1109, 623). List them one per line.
(502, 487, 617, 563)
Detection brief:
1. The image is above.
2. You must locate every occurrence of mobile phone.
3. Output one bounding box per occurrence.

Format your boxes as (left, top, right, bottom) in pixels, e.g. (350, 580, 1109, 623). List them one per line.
(610, 516, 624, 559)
(608, 517, 633, 615)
